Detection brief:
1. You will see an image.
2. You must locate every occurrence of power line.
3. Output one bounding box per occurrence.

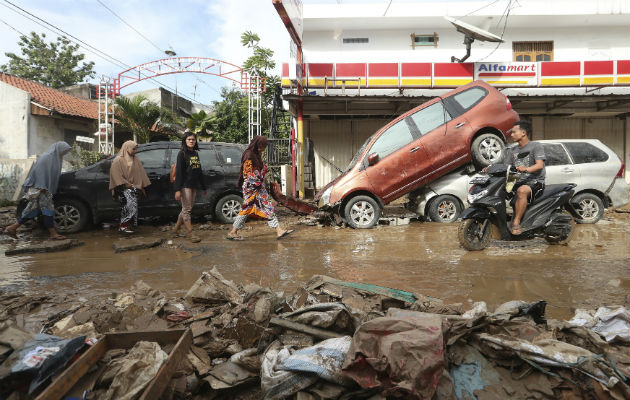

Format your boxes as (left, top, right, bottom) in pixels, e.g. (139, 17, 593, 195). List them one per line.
(94, 0, 164, 54)
(462, 0, 503, 19)
(1, 0, 198, 102)
(475, 0, 517, 62)
(0, 16, 26, 36)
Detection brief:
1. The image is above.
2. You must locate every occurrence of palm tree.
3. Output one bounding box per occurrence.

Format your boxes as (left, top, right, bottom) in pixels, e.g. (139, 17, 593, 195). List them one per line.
(115, 95, 181, 143)
(186, 110, 215, 140)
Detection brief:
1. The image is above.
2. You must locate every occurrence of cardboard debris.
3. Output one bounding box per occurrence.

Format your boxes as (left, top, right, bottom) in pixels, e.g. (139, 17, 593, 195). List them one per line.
(184, 267, 243, 305)
(2, 273, 629, 400)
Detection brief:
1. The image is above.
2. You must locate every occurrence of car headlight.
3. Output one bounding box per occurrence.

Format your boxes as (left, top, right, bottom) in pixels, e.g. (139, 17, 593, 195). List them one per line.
(468, 189, 488, 204)
(318, 186, 332, 207)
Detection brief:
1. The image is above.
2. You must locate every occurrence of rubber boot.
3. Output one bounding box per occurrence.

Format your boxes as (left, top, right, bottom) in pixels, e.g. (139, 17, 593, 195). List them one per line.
(184, 220, 200, 243)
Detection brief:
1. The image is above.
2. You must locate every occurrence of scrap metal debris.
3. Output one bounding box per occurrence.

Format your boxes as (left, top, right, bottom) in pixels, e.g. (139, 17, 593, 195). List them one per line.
(0, 268, 628, 399)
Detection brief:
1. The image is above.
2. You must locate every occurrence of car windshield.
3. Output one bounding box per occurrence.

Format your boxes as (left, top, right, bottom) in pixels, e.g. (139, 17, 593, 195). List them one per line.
(345, 134, 374, 172)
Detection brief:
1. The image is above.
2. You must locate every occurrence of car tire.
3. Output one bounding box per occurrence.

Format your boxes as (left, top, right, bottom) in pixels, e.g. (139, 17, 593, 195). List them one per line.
(214, 194, 243, 224)
(471, 133, 505, 168)
(458, 218, 491, 251)
(571, 193, 604, 224)
(344, 195, 381, 229)
(427, 195, 462, 223)
(54, 198, 89, 233)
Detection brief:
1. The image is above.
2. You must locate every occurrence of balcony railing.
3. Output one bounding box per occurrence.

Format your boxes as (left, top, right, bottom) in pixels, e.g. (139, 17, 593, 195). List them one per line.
(266, 138, 292, 166)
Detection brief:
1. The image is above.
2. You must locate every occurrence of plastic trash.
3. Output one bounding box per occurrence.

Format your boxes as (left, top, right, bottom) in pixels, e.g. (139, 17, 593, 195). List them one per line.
(281, 336, 353, 386)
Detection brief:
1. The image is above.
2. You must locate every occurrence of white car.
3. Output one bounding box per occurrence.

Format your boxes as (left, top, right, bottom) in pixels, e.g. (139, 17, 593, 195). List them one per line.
(407, 139, 629, 224)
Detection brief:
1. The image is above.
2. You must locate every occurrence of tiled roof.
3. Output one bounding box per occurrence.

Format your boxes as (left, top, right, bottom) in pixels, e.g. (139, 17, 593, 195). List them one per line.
(0, 73, 98, 119)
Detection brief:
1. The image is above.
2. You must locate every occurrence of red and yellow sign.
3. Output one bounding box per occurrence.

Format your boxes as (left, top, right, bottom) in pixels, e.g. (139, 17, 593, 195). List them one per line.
(475, 62, 537, 86)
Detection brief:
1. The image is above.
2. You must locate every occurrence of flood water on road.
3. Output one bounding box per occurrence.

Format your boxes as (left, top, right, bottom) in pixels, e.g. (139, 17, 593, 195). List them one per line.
(1, 212, 628, 320)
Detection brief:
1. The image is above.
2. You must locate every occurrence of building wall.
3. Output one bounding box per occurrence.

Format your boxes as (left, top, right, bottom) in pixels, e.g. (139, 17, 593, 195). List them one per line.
(310, 118, 390, 188)
(0, 158, 34, 201)
(0, 82, 29, 159)
(28, 115, 93, 157)
(303, 26, 630, 64)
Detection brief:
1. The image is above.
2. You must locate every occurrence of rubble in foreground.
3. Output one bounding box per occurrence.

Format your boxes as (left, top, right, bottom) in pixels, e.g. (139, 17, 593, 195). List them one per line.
(0, 269, 628, 400)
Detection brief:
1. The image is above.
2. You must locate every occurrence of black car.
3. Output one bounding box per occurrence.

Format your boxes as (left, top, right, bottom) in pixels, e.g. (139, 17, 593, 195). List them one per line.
(52, 141, 245, 233)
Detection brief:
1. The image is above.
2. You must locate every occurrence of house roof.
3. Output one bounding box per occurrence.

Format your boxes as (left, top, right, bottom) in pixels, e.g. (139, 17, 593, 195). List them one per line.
(0, 73, 98, 120)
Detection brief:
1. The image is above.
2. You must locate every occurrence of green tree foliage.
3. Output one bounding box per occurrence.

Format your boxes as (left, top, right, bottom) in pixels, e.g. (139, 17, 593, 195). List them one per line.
(211, 31, 281, 144)
(212, 87, 248, 143)
(186, 110, 216, 138)
(1, 32, 95, 88)
(115, 95, 181, 144)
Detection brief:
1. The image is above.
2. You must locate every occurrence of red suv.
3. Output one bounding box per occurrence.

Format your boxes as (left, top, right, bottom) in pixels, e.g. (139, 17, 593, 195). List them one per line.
(316, 80, 519, 228)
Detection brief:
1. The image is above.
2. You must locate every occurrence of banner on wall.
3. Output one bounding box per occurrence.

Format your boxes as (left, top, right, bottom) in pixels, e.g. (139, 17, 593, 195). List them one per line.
(474, 62, 538, 86)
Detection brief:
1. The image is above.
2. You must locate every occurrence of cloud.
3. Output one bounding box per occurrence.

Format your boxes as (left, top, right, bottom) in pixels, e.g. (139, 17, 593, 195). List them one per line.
(0, 0, 291, 103)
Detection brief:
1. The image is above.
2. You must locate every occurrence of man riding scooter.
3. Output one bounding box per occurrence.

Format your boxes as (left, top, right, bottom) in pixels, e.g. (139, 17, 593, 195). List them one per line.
(485, 120, 546, 235)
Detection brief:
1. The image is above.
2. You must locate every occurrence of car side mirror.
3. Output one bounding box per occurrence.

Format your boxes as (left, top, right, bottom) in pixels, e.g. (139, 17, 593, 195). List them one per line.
(367, 153, 379, 166)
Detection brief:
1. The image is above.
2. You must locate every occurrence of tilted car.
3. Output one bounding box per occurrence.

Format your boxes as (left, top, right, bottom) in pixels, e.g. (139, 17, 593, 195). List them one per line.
(408, 139, 628, 224)
(52, 141, 245, 233)
(316, 80, 519, 228)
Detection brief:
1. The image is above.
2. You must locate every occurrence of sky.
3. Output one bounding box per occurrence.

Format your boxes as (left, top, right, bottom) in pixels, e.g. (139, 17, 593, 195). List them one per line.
(0, 0, 484, 105)
(0, 0, 295, 105)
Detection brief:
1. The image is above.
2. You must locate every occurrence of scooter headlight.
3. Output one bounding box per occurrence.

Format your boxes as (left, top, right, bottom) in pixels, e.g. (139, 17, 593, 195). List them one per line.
(468, 189, 489, 204)
(318, 186, 333, 207)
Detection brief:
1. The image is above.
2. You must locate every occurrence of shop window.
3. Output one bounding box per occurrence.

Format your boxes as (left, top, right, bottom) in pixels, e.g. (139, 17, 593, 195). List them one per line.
(513, 41, 553, 61)
(411, 33, 438, 49)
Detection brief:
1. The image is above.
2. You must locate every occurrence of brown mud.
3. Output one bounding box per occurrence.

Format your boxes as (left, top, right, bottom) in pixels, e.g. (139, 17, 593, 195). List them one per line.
(1, 210, 628, 320)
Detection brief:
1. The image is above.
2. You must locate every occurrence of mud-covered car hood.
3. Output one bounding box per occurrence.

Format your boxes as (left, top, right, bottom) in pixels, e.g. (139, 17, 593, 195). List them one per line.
(314, 172, 347, 202)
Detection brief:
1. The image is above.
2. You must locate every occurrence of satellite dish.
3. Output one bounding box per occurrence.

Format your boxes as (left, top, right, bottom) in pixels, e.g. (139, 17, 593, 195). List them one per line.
(444, 16, 504, 63)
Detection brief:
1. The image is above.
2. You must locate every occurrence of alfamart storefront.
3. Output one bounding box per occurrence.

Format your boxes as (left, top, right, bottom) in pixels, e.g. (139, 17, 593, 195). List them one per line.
(280, 60, 630, 190)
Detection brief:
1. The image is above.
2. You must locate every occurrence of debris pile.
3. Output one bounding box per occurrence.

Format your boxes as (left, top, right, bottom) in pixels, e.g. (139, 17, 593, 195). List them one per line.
(1, 269, 629, 399)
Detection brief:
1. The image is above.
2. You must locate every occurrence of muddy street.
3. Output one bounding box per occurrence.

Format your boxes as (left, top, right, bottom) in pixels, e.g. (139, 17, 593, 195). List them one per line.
(2, 210, 628, 320)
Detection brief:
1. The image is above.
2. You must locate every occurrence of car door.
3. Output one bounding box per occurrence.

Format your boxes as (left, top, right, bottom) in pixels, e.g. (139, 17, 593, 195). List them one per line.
(562, 141, 614, 194)
(363, 115, 431, 202)
(214, 144, 243, 189)
(407, 100, 471, 180)
(198, 144, 225, 208)
(135, 146, 171, 216)
(90, 157, 120, 219)
(541, 143, 581, 188)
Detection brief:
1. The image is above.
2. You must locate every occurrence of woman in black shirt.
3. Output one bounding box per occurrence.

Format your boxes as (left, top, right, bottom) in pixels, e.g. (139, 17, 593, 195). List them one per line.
(172, 132, 207, 242)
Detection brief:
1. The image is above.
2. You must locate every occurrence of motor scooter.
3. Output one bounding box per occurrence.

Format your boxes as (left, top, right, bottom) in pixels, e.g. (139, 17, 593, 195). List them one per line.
(458, 163, 575, 250)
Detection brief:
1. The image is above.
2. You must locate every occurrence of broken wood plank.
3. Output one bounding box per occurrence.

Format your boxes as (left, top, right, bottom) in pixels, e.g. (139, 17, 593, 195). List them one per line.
(112, 237, 164, 253)
(5, 239, 83, 255)
(190, 321, 213, 338)
(269, 317, 343, 340)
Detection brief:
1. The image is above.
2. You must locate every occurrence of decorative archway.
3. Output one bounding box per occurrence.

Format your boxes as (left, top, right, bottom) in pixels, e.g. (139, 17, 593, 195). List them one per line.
(97, 57, 266, 154)
(112, 57, 264, 94)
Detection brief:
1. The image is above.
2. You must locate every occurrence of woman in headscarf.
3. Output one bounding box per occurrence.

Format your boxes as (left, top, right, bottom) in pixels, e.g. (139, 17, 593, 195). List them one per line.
(226, 135, 293, 240)
(109, 141, 151, 234)
(5, 141, 71, 240)
(172, 132, 206, 242)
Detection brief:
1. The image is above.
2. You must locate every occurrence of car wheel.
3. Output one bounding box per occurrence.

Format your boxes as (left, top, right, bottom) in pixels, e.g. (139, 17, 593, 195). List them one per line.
(214, 194, 243, 224)
(471, 133, 505, 168)
(54, 198, 89, 233)
(427, 195, 462, 223)
(571, 193, 604, 224)
(344, 195, 381, 229)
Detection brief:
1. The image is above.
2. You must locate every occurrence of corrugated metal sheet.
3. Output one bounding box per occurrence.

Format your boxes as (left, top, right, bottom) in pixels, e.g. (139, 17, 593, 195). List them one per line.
(310, 118, 389, 189)
(543, 116, 625, 158)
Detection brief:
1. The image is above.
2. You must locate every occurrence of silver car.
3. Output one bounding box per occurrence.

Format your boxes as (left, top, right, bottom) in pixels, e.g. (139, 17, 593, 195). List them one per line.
(407, 139, 629, 224)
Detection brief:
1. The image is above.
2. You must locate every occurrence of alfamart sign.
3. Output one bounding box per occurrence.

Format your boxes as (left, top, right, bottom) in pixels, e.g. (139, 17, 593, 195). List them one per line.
(474, 62, 538, 86)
